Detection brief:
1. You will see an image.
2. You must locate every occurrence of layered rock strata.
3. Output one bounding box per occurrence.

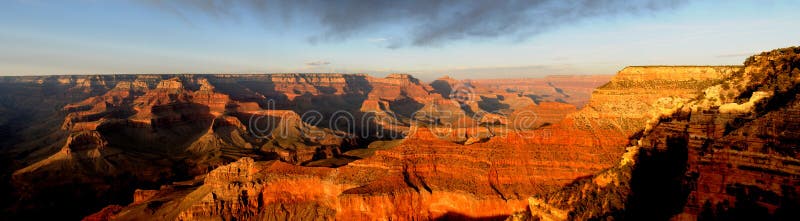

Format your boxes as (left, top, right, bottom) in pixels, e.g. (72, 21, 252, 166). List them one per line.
(1, 73, 605, 219)
(89, 66, 738, 220)
(514, 47, 800, 220)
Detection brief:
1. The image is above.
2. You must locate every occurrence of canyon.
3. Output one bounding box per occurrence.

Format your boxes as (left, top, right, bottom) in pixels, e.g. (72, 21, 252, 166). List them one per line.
(0, 47, 798, 220)
(0, 72, 610, 219)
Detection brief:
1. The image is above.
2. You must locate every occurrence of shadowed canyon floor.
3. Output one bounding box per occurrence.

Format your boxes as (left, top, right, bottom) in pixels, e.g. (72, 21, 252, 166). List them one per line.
(1, 47, 800, 221)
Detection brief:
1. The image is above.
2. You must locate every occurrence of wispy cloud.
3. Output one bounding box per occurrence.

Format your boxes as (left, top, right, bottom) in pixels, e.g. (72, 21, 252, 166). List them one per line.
(367, 38, 388, 43)
(305, 60, 330, 66)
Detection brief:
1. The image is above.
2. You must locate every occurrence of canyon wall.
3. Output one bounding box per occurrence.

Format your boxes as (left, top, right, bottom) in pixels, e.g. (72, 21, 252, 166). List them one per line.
(515, 47, 800, 220)
(571, 65, 741, 134)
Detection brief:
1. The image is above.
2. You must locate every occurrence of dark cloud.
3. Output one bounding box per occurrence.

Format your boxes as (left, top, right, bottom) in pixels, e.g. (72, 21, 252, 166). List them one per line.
(145, 0, 688, 48)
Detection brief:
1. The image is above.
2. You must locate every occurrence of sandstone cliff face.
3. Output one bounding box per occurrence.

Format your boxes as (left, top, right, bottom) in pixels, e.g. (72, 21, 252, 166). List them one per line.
(613, 66, 739, 82)
(632, 48, 800, 220)
(513, 47, 800, 221)
(572, 65, 741, 134)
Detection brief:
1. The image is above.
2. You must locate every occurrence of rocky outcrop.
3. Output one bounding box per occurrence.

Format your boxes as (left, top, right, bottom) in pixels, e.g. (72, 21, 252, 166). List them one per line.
(614, 66, 739, 81)
(511, 47, 800, 220)
(630, 48, 800, 220)
(570, 65, 741, 135)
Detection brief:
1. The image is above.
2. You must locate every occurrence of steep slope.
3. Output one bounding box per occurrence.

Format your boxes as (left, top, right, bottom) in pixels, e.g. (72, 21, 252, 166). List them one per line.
(515, 47, 800, 220)
(0, 75, 140, 219)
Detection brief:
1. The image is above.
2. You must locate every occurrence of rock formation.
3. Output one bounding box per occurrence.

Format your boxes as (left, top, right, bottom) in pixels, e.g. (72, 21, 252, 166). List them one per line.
(512, 47, 800, 220)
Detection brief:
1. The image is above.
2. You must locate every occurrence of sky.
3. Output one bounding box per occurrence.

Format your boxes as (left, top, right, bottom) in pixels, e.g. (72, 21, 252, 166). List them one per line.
(0, 0, 798, 80)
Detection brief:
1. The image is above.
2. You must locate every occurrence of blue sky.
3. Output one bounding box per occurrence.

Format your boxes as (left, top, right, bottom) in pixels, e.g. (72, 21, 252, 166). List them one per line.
(0, 0, 798, 80)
